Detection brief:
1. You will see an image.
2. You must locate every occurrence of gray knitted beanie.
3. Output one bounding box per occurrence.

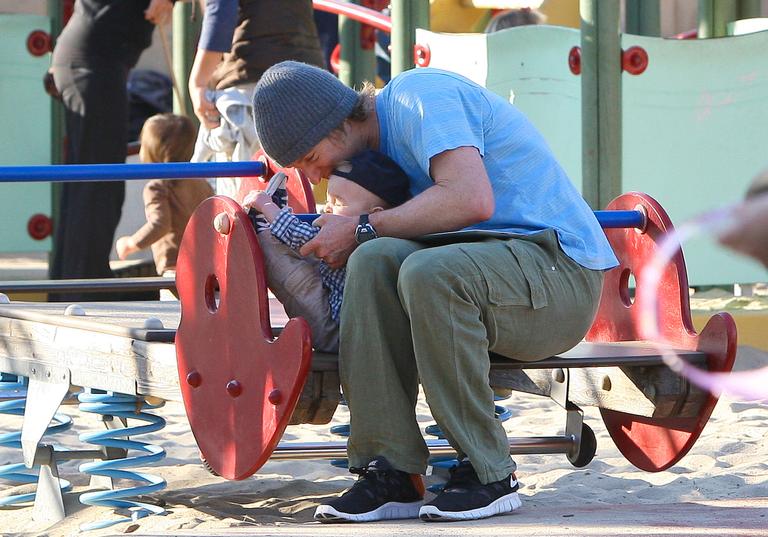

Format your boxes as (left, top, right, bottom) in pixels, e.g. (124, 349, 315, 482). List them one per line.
(252, 61, 359, 167)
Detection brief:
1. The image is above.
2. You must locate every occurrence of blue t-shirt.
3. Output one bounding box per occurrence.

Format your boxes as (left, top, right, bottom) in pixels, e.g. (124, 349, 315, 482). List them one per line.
(375, 68, 618, 271)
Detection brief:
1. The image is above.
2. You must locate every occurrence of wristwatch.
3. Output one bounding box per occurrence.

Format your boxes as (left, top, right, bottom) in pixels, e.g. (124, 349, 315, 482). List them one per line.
(354, 214, 378, 244)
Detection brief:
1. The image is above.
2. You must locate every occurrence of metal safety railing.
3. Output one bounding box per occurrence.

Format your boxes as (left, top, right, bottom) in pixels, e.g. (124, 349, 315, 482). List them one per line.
(0, 161, 266, 183)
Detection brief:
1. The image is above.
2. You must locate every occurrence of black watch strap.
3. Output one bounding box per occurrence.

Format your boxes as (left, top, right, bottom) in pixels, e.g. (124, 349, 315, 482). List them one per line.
(355, 214, 378, 244)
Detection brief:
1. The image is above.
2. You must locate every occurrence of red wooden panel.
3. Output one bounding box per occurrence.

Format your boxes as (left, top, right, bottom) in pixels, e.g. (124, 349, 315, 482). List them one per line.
(587, 192, 737, 471)
(175, 196, 312, 480)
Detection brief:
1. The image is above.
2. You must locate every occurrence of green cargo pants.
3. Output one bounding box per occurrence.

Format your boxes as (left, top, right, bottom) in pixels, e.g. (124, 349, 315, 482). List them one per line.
(339, 230, 604, 484)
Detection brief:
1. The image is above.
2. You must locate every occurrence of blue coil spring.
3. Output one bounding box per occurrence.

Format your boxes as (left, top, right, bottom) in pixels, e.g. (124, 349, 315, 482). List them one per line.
(77, 391, 167, 531)
(0, 375, 73, 506)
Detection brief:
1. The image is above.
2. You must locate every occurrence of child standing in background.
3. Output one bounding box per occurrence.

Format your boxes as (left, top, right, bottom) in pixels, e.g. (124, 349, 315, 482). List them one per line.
(115, 114, 214, 276)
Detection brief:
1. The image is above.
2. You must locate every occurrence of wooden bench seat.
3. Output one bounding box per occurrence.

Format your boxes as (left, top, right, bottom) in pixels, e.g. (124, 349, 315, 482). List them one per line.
(304, 340, 708, 424)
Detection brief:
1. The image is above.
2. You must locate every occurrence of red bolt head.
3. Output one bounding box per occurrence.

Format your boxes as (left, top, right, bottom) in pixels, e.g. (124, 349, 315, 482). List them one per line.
(568, 46, 581, 75)
(226, 380, 243, 398)
(268, 389, 282, 405)
(622, 46, 649, 75)
(413, 44, 431, 68)
(27, 30, 51, 56)
(27, 213, 53, 240)
(186, 370, 202, 388)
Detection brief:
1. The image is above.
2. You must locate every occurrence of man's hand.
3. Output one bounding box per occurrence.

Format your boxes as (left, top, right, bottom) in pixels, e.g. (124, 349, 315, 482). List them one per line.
(189, 48, 224, 128)
(300, 214, 358, 269)
(145, 0, 174, 25)
(190, 85, 220, 128)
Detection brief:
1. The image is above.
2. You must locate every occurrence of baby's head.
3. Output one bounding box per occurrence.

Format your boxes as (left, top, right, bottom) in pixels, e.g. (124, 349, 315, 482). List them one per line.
(139, 113, 196, 164)
(324, 150, 411, 217)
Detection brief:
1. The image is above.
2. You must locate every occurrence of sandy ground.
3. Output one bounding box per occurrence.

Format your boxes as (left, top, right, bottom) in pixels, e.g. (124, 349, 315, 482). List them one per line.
(0, 344, 766, 537)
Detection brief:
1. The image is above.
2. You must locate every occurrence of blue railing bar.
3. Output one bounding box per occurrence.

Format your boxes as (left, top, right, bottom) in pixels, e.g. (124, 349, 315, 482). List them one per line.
(295, 214, 321, 224)
(593, 210, 645, 229)
(0, 161, 267, 183)
(294, 210, 646, 229)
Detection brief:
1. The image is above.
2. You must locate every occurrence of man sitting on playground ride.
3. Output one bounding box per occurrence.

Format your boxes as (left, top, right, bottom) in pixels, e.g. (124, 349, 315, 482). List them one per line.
(250, 61, 619, 523)
(242, 149, 411, 353)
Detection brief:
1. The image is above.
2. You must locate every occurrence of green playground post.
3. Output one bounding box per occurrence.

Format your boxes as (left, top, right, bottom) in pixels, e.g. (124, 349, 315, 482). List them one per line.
(390, 0, 429, 77)
(738, 0, 762, 19)
(698, 0, 741, 38)
(580, 0, 622, 210)
(338, 1, 376, 89)
(172, 2, 201, 122)
(625, 0, 660, 37)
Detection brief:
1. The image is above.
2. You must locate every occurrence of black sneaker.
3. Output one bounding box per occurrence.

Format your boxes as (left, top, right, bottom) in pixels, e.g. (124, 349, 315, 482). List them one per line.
(419, 460, 521, 521)
(314, 456, 425, 523)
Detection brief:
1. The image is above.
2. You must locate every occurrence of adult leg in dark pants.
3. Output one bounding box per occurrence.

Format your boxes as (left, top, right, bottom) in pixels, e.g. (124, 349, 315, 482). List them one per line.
(50, 61, 129, 302)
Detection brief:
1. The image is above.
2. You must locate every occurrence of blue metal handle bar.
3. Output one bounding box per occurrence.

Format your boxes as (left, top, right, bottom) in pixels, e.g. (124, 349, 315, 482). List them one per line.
(0, 161, 266, 182)
(295, 214, 321, 224)
(593, 210, 645, 229)
(294, 210, 646, 229)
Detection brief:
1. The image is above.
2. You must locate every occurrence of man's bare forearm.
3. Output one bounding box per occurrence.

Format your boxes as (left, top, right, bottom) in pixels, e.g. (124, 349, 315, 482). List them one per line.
(370, 146, 495, 237)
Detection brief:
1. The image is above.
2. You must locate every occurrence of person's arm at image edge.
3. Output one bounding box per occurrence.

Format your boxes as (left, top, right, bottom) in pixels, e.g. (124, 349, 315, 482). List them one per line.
(144, 0, 175, 25)
(718, 193, 768, 268)
(189, 0, 238, 127)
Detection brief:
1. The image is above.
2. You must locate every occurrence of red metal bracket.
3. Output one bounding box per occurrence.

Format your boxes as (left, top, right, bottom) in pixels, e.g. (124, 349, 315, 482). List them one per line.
(567, 46, 648, 76)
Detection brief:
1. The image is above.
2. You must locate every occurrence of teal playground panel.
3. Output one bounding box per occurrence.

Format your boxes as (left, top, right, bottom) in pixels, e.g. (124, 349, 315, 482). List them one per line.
(621, 31, 768, 286)
(0, 14, 52, 253)
(416, 26, 768, 286)
(416, 26, 582, 189)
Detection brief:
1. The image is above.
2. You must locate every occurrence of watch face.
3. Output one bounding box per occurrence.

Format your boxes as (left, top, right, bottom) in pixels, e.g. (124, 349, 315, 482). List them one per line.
(355, 223, 377, 243)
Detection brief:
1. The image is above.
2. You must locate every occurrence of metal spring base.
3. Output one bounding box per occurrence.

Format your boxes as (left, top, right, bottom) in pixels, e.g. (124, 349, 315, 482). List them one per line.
(77, 392, 167, 531)
(0, 377, 72, 506)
